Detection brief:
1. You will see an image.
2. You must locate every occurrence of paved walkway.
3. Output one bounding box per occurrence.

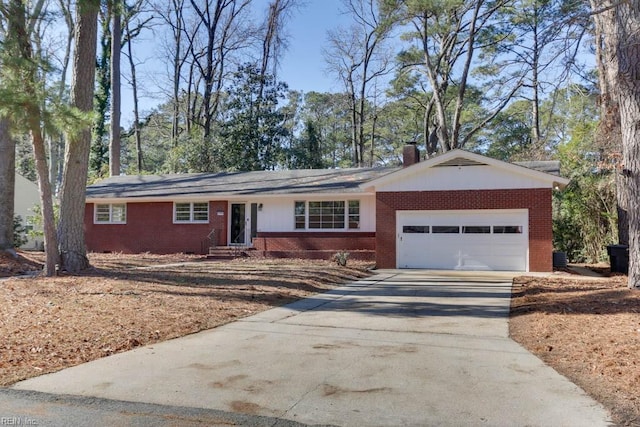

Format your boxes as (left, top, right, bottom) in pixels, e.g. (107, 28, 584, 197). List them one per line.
(8, 271, 611, 426)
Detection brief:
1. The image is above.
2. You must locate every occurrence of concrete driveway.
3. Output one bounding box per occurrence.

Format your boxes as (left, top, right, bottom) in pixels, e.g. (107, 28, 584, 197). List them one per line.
(11, 271, 611, 426)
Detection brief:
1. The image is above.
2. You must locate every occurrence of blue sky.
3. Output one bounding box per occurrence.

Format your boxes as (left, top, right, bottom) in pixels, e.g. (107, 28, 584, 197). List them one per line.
(277, 0, 351, 94)
(124, 0, 350, 125)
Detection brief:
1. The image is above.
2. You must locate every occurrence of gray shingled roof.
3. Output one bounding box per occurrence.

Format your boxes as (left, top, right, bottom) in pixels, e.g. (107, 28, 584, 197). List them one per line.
(514, 160, 561, 176)
(86, 156, 563, 200)
(86, 167, 397, 199)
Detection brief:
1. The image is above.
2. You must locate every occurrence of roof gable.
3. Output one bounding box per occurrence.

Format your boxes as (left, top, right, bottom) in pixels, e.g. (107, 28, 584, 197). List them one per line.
(361, 149, 569, 192)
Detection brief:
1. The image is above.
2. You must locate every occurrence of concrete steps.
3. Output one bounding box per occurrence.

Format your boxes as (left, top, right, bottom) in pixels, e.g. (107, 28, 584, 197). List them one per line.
(206, 246, 252, 260)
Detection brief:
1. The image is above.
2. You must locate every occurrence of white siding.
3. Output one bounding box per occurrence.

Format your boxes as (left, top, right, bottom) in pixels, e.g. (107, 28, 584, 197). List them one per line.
(375, 165, 553, 192)
(14, 174, 42, 250)
(256, 194, 376, 232)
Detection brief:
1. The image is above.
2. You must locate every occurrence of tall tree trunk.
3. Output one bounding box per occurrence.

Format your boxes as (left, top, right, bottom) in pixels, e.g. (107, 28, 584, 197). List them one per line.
(125, 18, 142, 172)
(47, 136, 59, 195)
(30, 116, 59, 276)
(5, 0, 59, 274)
(258, 0, 278, 105)
(526, 1, 542, 149)
(190, 0, 222, 140)
(0, 117, 15, 253)
(51, 0, 74, 194)
(109, 1, 121, 176)
(358, 80, 366, 167)
(590, 0, 627, 246)
(531, 43, 541, 147)
(348, 80, 358, 166)
(615, 2, 640, 289)
(258, 0, 294, 105)
(58, 0, 99, 273)
(369, 110, 377, 167)
(171, 0, 184, 149)
(450, 0, 481, 150)
(91, 8, 111, 175)
(186, 61, 196, 135)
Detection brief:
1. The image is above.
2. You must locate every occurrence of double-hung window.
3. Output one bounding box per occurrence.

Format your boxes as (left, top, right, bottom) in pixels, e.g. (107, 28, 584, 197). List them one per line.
(174, 202, 209, 223)
(294, 201, 306, 229)
(94, 203, 127, 224)
(294, 200, 360, 230)
(348, 200, 360, 229)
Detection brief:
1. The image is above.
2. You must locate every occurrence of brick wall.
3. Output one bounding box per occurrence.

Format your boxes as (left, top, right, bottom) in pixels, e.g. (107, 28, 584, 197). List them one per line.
(84, 201, 228, 254)
(376, 188, 553, 271)
(253, 232, 375, 251)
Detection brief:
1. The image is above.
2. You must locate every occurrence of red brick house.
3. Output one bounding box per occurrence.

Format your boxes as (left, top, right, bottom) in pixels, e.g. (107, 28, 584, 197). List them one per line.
(84, 148, 568, 272)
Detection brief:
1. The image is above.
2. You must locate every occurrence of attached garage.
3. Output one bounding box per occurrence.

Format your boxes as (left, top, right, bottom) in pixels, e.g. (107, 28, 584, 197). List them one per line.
(396, 209, 528, 271)
(364, 148, 570, 272)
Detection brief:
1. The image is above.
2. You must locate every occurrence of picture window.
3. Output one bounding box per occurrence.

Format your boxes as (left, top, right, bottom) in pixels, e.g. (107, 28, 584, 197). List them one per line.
(294, 200, 359, 230)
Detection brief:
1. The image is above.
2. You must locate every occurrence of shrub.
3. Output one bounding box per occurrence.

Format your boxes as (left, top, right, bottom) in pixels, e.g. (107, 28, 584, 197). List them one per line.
(13, 215, 27, 247)
(332, 251, 350, 266)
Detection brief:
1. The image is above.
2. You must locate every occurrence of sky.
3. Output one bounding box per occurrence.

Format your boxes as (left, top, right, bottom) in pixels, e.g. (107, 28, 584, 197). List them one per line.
(277, 0, 351, 94)
(123, 0, 351, 125)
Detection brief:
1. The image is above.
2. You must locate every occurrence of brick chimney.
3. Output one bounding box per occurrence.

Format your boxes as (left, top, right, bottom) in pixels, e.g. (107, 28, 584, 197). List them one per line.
(403, 142, 419, 167)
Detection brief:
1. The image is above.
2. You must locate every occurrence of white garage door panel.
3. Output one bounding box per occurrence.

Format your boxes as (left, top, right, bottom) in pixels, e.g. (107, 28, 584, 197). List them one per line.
(397, 210, 528, 271)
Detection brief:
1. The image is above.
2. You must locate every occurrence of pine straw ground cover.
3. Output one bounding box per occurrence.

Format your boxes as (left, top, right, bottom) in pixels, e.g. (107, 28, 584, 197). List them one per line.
(510, 274, 640, 426)
(4, 251, 640, 425)
(0, 252, 372, 387)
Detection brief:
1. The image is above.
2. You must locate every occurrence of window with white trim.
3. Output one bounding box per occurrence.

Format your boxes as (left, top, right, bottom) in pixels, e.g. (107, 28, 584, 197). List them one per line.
(174, 202, 209, 223)
(348, 200, 360, 229)
(94, 203, 126, 224)
(309, 201, 344, 229)
(293, 200, 360, 230)
(294, 201, 306, 229)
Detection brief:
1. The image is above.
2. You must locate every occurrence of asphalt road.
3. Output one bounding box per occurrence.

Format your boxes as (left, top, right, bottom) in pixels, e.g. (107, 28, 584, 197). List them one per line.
(0, 388, 326, 426)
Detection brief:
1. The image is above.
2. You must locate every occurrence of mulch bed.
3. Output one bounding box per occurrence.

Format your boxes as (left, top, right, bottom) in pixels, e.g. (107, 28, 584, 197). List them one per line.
(0, 251, 43, 277)
(510, 274, 640, 426)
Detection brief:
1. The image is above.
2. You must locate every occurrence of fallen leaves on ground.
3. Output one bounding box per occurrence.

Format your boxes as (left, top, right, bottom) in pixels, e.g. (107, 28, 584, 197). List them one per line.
(510, 274, 640, 426)
(0, 253, 372, 386)
(0, 251, 42, 277)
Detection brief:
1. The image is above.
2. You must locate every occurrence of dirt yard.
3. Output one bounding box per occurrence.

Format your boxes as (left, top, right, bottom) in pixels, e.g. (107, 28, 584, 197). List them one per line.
(0, 251, 372, 387)
(510, 273, 640, 426)
(2, 251, 639, 425)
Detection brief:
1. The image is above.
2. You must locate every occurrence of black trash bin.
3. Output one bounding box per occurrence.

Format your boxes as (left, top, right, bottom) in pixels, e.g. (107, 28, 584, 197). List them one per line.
(606, 244, 629, 274)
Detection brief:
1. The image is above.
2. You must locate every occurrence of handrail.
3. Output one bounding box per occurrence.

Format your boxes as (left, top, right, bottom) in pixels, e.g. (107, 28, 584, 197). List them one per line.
(207, 228, 216, 247)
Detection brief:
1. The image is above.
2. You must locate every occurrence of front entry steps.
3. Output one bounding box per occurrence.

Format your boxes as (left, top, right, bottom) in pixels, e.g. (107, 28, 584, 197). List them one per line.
(206, 246, 253, 261)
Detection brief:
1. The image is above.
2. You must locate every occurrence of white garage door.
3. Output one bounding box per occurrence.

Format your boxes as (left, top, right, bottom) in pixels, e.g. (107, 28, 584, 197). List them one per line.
(396, 209, 528, 271)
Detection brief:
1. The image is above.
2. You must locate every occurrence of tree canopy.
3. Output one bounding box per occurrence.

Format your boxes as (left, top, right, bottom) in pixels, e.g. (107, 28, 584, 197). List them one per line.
(0, 0, 637, 287)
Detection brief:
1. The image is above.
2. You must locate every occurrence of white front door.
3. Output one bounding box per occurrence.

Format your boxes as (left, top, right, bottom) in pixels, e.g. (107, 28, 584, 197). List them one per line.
(396, 209, 528, 271)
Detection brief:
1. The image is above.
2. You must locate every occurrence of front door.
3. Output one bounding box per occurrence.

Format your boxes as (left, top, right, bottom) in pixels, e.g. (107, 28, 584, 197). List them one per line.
(230, 203, 246, 245)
